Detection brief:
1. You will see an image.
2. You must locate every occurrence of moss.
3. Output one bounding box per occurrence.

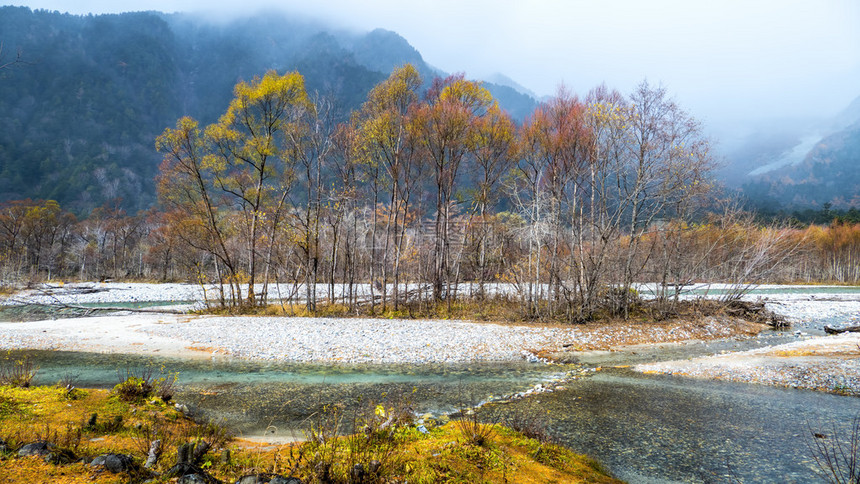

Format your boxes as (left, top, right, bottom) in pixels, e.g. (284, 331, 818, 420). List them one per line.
(0, 385, 623, 483)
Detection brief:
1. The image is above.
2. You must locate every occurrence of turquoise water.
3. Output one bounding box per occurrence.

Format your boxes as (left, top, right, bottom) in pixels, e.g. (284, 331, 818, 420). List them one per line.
(14, 344, 860, 482)
(0, 301, 188, 322)
(20, 349, 572, 441)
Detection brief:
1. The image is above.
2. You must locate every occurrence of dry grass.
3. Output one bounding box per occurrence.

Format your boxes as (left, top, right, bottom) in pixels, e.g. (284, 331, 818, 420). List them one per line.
(202, 293, 776, 329)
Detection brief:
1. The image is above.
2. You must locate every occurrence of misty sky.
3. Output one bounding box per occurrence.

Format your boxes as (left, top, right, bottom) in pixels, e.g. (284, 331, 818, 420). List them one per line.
(8, 0, 860, 132)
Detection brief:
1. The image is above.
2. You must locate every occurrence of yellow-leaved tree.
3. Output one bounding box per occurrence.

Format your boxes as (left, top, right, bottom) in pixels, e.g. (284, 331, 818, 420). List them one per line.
(157, 71, 311, 307)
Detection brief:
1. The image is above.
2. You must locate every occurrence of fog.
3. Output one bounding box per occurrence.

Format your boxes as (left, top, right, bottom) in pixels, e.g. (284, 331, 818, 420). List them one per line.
(8, 0, 860, 134)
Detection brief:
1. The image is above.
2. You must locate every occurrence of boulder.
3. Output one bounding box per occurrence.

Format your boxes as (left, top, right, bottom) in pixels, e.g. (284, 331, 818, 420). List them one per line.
(18, 441, 53, 457)
(90, 453, 136, 473)
(179, 475, 209, 484)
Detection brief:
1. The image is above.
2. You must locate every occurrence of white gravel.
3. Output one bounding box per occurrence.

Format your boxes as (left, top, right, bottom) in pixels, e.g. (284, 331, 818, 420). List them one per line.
(636, 332, 860, 395)
(0, 313, 583, 363)
(142, 316, 578, 363)
(2, 282, 859, 371)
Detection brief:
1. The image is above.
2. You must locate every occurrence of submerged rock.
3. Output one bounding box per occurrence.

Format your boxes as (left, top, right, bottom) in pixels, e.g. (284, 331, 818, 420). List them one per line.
(179, 475, 209, 484)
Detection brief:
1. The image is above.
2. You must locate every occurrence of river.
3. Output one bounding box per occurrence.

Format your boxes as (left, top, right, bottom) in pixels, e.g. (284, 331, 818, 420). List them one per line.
(6, 285, 860, 482)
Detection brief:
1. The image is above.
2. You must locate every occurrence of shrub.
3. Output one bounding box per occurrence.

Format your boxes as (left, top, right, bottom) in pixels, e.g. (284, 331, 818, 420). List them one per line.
(0, 353, 38, 388)
(113, 376, 154, 403)
(113, 367, 179, 403)
(454, 410, 496, 447)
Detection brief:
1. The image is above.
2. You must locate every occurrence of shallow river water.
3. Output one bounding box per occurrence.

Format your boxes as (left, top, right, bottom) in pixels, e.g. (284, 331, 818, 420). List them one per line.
(18, 335, 860, 483)
(7, 285, 860, 483)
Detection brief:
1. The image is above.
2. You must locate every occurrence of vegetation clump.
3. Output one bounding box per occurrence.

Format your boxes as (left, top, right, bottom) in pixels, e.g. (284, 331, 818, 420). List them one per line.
(113, 367, 178, 403)
(0, 353, 38, 388)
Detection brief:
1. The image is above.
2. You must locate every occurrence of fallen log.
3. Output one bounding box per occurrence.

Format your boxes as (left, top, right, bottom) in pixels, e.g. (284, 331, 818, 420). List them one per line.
(824, 324, 860, 335)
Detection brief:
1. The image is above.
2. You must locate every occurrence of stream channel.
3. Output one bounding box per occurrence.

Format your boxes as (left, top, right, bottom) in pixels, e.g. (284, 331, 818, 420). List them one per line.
(7, 286, 860, 483)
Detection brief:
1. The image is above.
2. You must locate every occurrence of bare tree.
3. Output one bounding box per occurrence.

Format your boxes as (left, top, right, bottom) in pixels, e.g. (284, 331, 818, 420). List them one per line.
(0, 42, 23, 71)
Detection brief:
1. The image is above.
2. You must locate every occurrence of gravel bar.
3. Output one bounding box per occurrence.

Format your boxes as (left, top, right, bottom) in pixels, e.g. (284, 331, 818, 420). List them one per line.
(637, 332, 860, 396)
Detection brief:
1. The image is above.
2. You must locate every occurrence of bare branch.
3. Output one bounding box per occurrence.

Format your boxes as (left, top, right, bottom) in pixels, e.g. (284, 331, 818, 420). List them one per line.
(0, 42, 24, 71)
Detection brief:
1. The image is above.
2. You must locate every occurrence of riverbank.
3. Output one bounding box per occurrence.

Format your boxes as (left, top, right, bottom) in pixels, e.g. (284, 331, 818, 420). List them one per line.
(0, 384, 621, 483)
(0, 312, 767, 364)
(637, 332, 860, 396)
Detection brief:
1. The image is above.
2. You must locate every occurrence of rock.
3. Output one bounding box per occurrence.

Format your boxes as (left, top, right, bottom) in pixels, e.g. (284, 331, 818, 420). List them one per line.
(166, 462, 200, 477)
(351, 463, 365, 481)
(144, 439, 161, 469)
(177, 442, 194, 464)
(235, 474, 302, 484)
(0, 438, 7, 453)
(179, 475, 209, 484)
(90, 453, 135, 473)
(18, 441, 53, 457)
(269, 477, 302, 484)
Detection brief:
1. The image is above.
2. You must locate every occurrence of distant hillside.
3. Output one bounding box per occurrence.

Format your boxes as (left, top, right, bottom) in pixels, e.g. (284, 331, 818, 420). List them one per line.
(0, 7, 537, 214)
(739, 96, 860, 210)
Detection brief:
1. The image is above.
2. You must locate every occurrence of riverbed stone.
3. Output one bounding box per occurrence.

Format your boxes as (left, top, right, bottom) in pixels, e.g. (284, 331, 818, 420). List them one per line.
(44, 447, 77, 465)
(179, 474, 208, 484)
(90, 453, 135, 473)
(17, 441, 53, 457)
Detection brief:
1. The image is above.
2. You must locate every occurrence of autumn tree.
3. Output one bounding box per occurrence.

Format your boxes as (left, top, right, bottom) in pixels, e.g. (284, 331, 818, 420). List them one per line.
(615, 81, 712, 316)
(284, 93, 337, 311)
(157, 71, 311, 307)
(466, 103, 517, 298)
(416, 75, 494, 302)
(354, 64, 422, 309)
(19, 200, 75, 278)
(0, 199, 74, 280)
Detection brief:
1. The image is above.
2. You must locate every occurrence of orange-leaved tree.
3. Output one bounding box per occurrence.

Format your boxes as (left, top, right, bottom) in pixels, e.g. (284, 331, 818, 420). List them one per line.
(415, 75, 494, 302)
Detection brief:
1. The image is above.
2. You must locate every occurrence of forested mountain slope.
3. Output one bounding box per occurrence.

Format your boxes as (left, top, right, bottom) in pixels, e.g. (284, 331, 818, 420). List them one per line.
(0, 7, 535, 214)
(740, 96, 860, 210)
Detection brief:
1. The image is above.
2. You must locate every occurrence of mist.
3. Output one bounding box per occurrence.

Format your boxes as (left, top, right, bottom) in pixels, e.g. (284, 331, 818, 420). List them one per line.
(11, 0, 858, 128)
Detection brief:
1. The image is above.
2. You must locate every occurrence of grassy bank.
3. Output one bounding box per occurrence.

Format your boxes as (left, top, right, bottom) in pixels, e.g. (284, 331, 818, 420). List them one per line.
(0, 383, 622, 483)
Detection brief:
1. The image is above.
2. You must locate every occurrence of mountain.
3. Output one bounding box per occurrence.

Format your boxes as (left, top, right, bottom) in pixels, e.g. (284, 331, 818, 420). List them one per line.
(0, 7, 537, 214)
(483, 73, 539, 99)
(732, 95, 860, 210)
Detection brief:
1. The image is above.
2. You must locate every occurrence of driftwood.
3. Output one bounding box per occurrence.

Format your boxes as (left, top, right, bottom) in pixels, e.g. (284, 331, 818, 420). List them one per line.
(824, 324, 860, 335)
(725, 300, 789, 328)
